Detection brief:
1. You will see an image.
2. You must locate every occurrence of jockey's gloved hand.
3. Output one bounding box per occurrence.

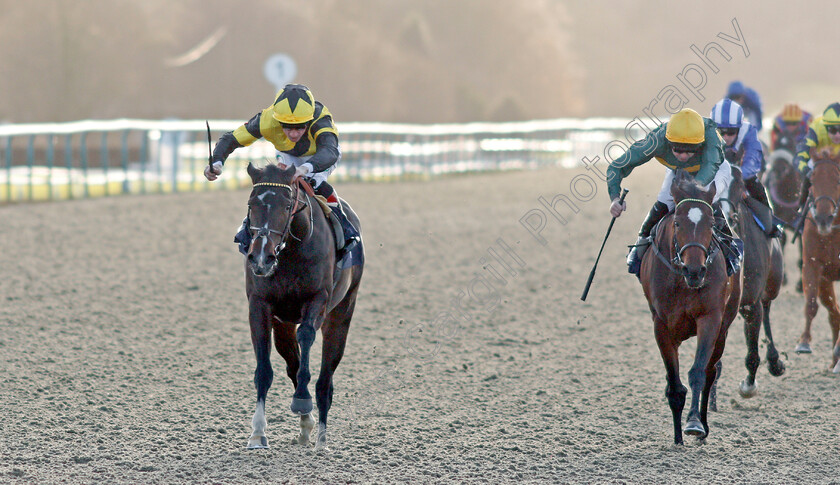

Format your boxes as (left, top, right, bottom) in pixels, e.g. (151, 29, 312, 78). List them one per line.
(204, 161, 223, 181)
(609, 197, 627, 218)
(294, 164, 312, 180)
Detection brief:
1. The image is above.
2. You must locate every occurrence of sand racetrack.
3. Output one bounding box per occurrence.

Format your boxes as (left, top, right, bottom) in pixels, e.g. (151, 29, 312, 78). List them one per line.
(2, 164, 840, 484)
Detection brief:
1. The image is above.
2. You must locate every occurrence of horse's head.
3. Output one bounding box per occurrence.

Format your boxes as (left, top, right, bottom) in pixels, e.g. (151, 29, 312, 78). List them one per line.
(808, 148, 840, 235)
(768, 149, 796, 180)
(245, 162, 300, 277)
(670, 169, 717, 288)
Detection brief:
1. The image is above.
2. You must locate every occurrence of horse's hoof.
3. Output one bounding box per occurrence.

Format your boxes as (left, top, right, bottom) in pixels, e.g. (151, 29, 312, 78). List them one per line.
(684, 420, 707, 438)
(795, 343, 812, 354)
(832, 360, 840, 374)
(768, 359, 786, 377)
(246, 436, 269, 449)
(739, 380, 757, 398)
(290, 397, 313, 415)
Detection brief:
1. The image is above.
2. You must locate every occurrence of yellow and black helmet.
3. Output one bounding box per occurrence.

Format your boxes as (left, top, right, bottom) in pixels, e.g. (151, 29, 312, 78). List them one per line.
(272, 84, 316, 125)
(823, 102, 840, 126)
(666, 108, 705, 145)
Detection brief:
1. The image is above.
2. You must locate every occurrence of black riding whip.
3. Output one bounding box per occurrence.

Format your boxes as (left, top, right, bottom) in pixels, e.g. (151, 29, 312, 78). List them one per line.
(581, 188, 629, 301)
(791, 194, 811, 244)
(206, 120, 213, 173)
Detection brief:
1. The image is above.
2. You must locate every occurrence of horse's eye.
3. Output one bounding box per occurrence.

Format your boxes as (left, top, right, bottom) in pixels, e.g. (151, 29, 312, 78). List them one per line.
(674, 221, 680, 228)
(286, 205, 292, 211)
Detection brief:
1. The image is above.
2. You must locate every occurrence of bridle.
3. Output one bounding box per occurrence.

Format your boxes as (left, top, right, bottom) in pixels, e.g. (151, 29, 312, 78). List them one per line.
(670, 197, 720, 271)
(248, 181, 312, 254)
(808, 159, 840, 230)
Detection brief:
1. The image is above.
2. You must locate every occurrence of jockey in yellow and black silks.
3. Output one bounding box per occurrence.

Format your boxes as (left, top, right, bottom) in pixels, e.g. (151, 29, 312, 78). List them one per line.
(793, 102, 840, 212)
(204, 83, 360, 256)
(607, 108, 739, 277)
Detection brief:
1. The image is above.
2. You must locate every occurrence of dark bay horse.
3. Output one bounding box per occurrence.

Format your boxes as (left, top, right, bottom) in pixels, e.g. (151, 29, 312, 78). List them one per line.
(763, 149, 803, 288)
(243, 162, 364, 450)
(796, 150, 840, 372)
(640, 169, 741, 444)
(722, 165, 785, 398)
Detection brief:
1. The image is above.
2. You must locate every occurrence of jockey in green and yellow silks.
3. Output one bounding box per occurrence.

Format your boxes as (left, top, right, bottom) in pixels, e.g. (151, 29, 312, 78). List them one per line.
(607, 108, 738, 276)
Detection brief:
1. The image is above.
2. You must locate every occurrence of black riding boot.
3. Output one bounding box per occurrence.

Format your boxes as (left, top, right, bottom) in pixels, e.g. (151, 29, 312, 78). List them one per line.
(234, 215, 251, 255)
(627, 201, 669, 276)
(314, 181, 361, 257)
(744, 176, 782, 237)
(792, 176, 812, 232)
(713, 203, 743, 276)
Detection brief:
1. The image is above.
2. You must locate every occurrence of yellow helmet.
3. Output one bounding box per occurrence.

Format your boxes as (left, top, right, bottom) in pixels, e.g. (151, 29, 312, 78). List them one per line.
(666, 108, 705, 145)
(823, 102, 840, 126)
(272, 84, 315, 125)
(780, 104, 804, 122)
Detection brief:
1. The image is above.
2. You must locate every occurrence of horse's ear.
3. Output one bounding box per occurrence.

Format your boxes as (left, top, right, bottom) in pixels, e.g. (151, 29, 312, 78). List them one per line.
(281, 163, 296, 177)
(707, 181, 716, 201)
(247, 162, 260, 182)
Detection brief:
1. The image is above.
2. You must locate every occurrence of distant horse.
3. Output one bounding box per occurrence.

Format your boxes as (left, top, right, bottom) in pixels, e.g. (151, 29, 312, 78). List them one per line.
(640, 169, 741, 444)
(796, 149, 840, 372)
(243, 162, 364, 450)
(763, 149, 803, 288)
(721, 165, 785, 398)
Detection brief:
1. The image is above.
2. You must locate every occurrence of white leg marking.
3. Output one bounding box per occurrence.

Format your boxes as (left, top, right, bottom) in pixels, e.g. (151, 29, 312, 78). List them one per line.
(247, 401, 269, 449)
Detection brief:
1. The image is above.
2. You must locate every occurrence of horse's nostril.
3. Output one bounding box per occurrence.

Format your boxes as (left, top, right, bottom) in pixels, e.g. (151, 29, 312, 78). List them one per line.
(247, 253, 256, 263)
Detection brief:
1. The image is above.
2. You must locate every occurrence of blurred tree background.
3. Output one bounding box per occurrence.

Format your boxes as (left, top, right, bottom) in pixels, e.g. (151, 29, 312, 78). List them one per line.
(0, 0, 836, 124)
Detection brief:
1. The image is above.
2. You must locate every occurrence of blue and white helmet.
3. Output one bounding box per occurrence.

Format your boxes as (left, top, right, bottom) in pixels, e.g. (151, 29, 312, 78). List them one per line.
(710, 99, 744, 129)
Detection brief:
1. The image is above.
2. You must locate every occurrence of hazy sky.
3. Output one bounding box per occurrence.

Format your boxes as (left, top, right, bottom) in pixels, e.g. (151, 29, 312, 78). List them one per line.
(1, 0, 836, 123)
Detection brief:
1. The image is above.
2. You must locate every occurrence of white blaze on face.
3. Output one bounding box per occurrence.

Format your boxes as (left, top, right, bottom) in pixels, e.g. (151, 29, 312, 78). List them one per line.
(687, 207, 703, 226)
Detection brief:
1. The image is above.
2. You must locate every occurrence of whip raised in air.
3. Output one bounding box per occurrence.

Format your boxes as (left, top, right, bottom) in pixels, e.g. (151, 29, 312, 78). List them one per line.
(581, 188, 628, 301)
(206, 120, 213, 172)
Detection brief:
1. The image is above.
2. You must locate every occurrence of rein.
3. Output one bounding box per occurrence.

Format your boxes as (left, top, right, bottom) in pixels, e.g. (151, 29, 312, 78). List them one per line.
(808, 159, 840, 231)
(650, 198, 720, 278)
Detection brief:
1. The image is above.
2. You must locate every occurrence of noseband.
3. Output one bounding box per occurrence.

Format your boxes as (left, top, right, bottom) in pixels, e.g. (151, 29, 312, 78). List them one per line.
(671, 198, 719, 270)
(808, 159, 840, 227)
(249, 181, 312, 254)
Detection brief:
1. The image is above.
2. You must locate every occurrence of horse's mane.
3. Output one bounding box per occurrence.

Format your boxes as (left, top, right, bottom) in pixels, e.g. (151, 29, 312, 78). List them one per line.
(248, 161, 296, 185)
(811, 147, 840, 163)
(671, 169, 714, 203)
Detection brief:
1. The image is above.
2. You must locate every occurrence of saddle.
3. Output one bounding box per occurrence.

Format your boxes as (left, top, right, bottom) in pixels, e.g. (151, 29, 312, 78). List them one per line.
(299, 181, 347, 253)
(742, 196, 783, 237)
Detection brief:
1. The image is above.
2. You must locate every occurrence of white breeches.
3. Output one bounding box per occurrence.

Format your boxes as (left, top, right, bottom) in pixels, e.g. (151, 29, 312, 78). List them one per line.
(656, 160, 731, 210)
(275, 151, 338, 188)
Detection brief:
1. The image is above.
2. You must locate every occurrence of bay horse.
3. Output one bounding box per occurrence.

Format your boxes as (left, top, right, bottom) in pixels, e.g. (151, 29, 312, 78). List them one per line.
(763, 148, 803, 289)
(640, 169, 741, 444)
(243, 162, 364, 450)
(721, 165, 785, 398)
(796, 149, 840, 372)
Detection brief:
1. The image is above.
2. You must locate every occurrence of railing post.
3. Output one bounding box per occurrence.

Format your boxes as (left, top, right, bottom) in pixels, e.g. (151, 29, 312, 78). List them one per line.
(80, 132, 89, 198)
(27, 135, 35, 201)
(121, 130, 129, 194)
(101, 131, 110, 196)
(46, 134, 55, 200)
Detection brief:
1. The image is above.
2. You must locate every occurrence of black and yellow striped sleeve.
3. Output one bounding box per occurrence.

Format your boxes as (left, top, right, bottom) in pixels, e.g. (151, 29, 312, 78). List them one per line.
(795, 127, 818, 173)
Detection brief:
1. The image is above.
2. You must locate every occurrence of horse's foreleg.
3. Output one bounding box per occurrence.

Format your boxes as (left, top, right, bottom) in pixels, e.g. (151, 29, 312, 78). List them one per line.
(247, 302, 274, 449)
(817, 278, 840, 371)
(654, 317, 686, 445)
(739, 304, 762, 398)
(291, 299, 328, 416)
(762, 300, 786, 377)
(797, 263, 820, 353)
(315, 295, 356, 450)
(686, 315, 722, 438)
(273, 320, 315, 445)
(700, 332, 728, 440)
